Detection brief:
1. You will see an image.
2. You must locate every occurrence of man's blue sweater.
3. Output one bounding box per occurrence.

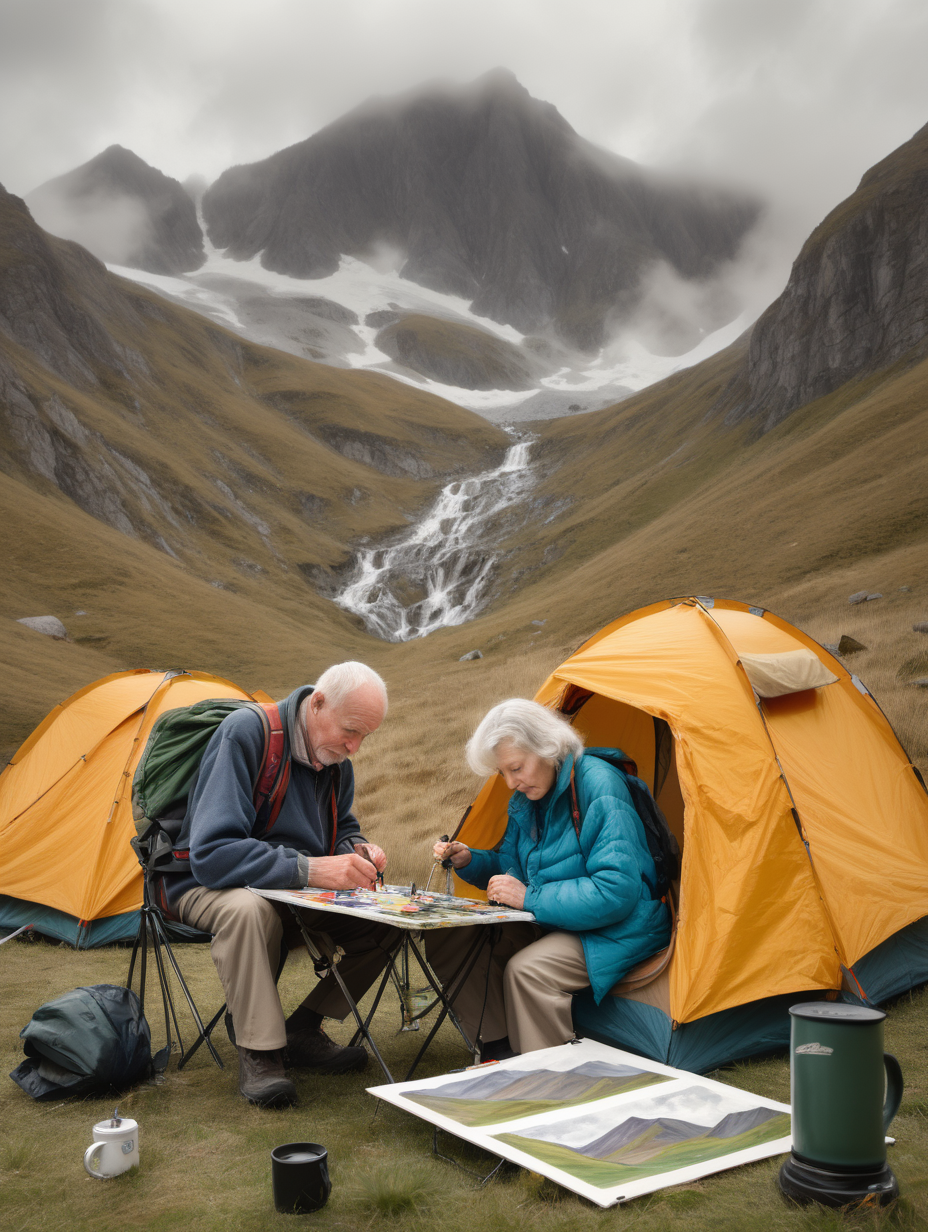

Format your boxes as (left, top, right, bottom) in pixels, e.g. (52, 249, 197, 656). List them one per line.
(162, 686, 366, 910)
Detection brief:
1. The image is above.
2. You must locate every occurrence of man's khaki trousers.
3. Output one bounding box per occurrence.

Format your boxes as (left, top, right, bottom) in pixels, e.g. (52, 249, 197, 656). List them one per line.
(176, 886, 400, 1052)
(425, 924, 590, 1054)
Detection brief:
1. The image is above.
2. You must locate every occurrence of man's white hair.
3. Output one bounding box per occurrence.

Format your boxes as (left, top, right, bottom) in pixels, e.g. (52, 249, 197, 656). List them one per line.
(314, 661, 388, 713)
(466, 698, 583, 777)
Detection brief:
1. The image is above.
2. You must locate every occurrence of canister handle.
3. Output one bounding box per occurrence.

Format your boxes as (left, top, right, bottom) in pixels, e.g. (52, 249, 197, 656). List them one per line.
(883, 1053, 904, 1132)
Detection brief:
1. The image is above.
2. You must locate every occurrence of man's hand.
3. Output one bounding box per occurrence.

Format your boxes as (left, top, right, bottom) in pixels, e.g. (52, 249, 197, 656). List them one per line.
(486, 874, 526, 909)
(433, 839, 472, 869)
(310, 853, 379, 890)
(354, 842, 387, 873)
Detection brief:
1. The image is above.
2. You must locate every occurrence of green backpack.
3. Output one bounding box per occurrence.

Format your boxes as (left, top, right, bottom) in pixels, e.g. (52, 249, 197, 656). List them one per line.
(131, 698, 290, 839)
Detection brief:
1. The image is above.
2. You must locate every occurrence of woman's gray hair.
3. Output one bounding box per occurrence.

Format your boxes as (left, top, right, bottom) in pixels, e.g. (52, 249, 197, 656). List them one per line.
(466, 698, 584, 777)
(314, 661, 388, 713)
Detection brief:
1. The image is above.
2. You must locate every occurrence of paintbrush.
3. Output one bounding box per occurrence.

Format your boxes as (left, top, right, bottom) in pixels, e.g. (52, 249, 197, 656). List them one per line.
(359, 843, 384, 889)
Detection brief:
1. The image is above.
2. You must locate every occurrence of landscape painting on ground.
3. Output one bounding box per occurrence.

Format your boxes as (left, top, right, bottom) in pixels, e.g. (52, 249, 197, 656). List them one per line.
(494, 1085, 791, 1187)
(369, 1039, 792, 1206)
(404, 1057, 670, 1125)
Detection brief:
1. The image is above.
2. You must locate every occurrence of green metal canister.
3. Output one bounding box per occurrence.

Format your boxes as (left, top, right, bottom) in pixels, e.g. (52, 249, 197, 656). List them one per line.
(779, 1002, 903, 1208)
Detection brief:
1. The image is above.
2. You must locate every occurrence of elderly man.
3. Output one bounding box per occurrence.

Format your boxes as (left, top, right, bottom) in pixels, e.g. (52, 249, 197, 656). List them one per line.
(161, 661, 397, 1107)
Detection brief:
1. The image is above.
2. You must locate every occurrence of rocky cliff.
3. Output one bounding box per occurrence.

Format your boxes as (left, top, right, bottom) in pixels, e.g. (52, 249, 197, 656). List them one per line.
(727, 120, 928, 430)
(27, 145, 205, 275)
(203, 69, 759, 350)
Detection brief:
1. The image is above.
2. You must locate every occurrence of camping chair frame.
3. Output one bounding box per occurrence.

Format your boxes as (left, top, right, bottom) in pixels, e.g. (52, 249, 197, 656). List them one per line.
(127, 827, 226, 1071)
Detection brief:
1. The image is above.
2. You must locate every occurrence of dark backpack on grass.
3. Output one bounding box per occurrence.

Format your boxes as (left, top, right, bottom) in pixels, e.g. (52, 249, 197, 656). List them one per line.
(10, 985, 153, 1101)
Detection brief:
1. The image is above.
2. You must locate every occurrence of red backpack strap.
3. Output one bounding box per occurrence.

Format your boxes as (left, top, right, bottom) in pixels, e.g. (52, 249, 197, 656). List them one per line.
(329, 779, 338, 856)
(253, 702, 290, 831)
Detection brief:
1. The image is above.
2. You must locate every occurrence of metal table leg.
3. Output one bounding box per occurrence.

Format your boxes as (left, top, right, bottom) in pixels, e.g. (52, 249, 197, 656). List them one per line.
(401, 927, 493, 1080)
(286, 905, 396, 1083)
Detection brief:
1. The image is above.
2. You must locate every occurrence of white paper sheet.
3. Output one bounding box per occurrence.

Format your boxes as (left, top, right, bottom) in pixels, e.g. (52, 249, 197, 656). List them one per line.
(368, 1038, 791, 1207)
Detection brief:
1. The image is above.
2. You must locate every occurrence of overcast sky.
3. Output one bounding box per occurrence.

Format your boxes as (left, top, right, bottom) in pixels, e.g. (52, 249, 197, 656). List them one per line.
(3, 0, 928, 252)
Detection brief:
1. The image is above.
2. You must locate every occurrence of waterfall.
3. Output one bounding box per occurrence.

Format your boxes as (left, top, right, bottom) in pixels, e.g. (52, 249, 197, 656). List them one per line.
(334, 441, 533, 641)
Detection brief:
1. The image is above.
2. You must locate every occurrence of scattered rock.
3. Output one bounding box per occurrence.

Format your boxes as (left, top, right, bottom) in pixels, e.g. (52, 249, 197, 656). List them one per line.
(899, 586, 911, 592)
(74, 609, 87, 615)
(913, 622, 928, 634)
(866, 593, 883, 601)
(458, 649, 483, 661)
(911, 678, 928, 688)
(848, 591, 869, 604)
(837, 635, 867, 655)
(17, 616, 67, 639)
(531, 619, 546, 626)
(821, 643, 841, 655)
(365, 309, 401, 329)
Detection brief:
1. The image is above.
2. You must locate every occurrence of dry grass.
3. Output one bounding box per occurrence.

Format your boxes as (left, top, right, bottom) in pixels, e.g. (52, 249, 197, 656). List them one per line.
(0, 936, 925, 1232)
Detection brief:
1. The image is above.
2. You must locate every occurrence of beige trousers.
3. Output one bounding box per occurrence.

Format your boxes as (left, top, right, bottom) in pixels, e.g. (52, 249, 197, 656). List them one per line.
(425, 924, 591, 1054)
(176, 886, 399, 1051)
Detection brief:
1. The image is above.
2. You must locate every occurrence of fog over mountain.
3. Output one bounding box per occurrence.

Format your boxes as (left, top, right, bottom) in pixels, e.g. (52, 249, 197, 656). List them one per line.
(203, 70, 759, 350)
(27, 146, 204, 276)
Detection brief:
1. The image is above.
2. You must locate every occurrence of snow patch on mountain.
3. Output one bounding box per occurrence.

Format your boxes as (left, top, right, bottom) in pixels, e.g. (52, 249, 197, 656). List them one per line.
(109, 239, 754, 423)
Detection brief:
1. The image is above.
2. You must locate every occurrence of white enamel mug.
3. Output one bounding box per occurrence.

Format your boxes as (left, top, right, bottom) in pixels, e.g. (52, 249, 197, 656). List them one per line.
(83, 1116, 139, 1179)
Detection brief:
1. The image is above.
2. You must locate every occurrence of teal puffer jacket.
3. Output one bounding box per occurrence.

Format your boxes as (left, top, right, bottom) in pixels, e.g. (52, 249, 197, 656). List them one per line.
(457, 749, 671, 1003)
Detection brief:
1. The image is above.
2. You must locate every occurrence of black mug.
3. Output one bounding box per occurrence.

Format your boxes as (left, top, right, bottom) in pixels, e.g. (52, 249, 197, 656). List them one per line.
(271, 1142, 331, 1214)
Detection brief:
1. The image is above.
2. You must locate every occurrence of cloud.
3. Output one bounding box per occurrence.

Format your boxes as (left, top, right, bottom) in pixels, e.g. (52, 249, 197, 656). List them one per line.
(27, 186, 154, 267)
(2, 0, 927, 315)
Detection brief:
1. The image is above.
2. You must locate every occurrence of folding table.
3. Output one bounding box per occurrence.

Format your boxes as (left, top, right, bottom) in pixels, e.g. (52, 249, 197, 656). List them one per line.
(250, 885, 534, 1083)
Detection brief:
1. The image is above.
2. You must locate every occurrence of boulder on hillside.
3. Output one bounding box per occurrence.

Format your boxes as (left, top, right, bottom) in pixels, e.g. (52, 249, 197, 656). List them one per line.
(17, 616, 67, 639)
(837, 635, 867, 655)
(27, 145, 205, 275)
(913, 622, 928, 633)
(459, 649, 483, 661)
(849, 591, 869, 604)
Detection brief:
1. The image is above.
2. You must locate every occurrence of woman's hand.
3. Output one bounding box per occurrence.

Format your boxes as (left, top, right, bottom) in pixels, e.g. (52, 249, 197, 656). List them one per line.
(433, 839, 472, 869)
(486, 874, 526, 910)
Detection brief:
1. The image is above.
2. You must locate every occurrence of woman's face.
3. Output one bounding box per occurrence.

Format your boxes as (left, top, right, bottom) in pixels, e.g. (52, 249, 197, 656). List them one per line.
(495, 740, 557, 800)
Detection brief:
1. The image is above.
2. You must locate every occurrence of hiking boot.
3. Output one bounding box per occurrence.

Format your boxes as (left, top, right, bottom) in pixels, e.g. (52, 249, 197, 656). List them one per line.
(237, 1046, 298, 1107)
(286, 1027, 368, 1074)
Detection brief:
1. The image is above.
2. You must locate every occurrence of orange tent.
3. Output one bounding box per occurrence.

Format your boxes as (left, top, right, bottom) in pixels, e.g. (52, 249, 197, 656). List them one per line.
(456, 597, 928, 1069)
(0, 669, 267, 947)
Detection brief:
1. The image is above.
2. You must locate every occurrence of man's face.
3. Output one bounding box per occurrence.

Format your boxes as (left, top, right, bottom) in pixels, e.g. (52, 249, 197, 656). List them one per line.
(304, 684, 385, 768)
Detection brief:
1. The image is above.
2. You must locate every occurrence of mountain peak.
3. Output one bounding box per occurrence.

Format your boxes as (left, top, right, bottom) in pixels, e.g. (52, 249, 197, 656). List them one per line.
(203, 74, 758, 349)
(26, 146, 205, 276)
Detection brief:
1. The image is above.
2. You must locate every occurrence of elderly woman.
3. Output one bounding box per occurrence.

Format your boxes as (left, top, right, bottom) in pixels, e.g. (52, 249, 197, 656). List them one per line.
(429, 698, 671, 1058)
